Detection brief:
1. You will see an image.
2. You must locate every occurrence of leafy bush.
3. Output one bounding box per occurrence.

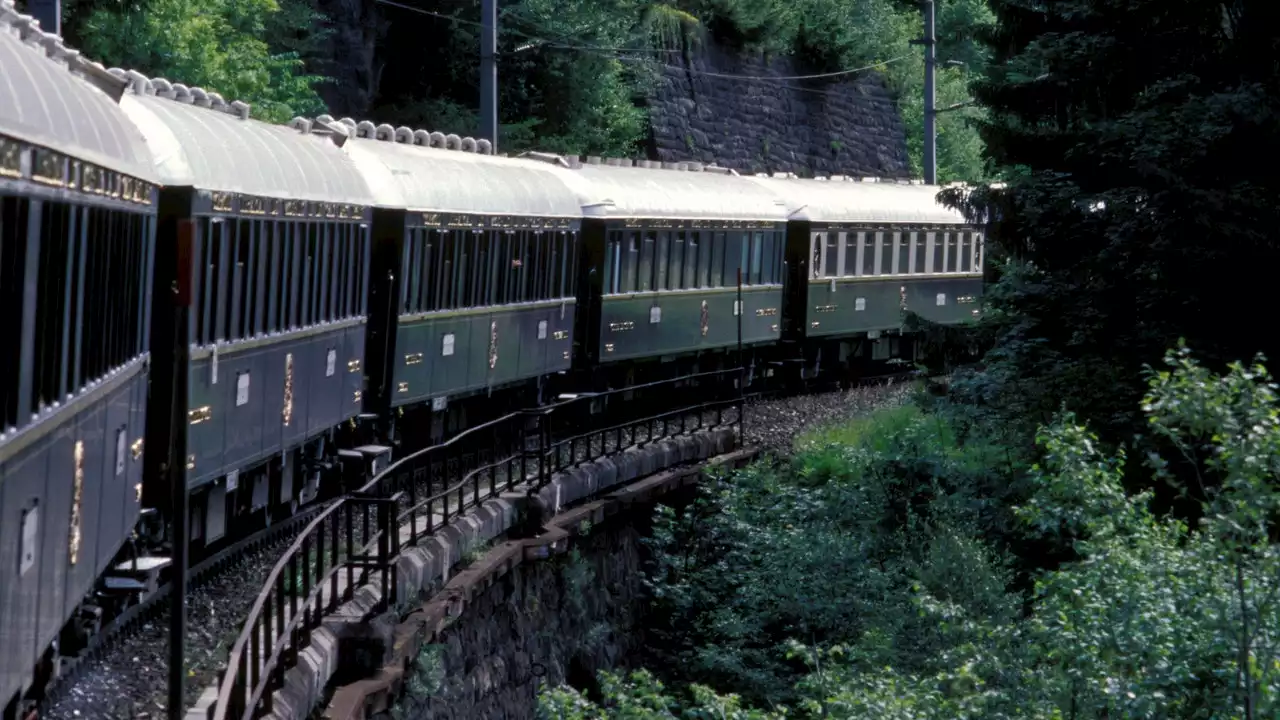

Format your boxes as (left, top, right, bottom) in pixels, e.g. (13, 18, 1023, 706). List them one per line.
(73, 0, 328, 123)
(640, 404, 1019, 707)
(544, 345, 1280, 718)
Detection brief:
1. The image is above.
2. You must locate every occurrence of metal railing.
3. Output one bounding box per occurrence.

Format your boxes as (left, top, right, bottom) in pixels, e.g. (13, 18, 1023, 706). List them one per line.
(210, 369, 744, 720)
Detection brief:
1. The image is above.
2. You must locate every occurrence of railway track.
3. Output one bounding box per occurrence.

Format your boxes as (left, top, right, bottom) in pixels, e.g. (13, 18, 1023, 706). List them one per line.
(39, 506, 330, 719)
(38, 368, 926, 719)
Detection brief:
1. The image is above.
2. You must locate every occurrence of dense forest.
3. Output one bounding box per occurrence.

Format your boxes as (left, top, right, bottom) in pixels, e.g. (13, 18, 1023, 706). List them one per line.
(42, 0, 1280, 715)
(43, 0, 992, 180)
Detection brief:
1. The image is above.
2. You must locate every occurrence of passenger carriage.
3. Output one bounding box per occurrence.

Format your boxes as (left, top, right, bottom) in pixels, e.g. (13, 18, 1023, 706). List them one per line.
(0, 9, 158, 713)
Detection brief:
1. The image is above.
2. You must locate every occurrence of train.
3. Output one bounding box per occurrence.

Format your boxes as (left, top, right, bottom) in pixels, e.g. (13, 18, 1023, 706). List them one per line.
(0, 4, 985, 717)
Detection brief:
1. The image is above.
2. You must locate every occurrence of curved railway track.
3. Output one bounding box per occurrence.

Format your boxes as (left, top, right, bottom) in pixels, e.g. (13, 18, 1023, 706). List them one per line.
(39, 369, 926, 719)
(39, 507, 329, 719)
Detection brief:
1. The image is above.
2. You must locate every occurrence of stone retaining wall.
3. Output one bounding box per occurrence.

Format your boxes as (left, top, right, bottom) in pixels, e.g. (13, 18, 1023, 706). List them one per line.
(188, 427, 738, 720)
(647, 43, 910, 178)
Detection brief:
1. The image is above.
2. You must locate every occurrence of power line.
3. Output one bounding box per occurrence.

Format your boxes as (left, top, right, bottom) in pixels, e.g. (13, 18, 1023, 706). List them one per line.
(651, 55, 913, 81)
(373, 0, 910, 83)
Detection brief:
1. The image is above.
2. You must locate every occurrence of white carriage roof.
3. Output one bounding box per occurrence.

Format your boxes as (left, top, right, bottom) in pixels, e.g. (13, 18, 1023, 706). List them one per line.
(746, 176, 969, 225)
(530, 156, 789, 223)
(116, 77, 376, 205)
(345, 131, 582, 218)
(0, 2, 154, 180)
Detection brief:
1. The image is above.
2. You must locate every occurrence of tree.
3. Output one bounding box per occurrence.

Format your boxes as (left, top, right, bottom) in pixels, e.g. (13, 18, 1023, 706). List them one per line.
(943, 0, 1280, 458)
(67, 0, 328, 123)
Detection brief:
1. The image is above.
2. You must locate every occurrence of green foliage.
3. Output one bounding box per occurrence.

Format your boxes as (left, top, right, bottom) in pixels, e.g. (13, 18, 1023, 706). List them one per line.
(69, 0, 327, 123)
(942, 0, 1280, 454)
(640, 405, 1020, 707)
(542, 346, 1280, 718)
(538, 669, 785, 719)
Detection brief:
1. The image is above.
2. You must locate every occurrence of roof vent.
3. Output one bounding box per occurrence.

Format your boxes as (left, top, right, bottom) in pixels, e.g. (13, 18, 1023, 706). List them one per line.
(152, 77, 174, 97)
(229, 100, 250, 120)
(461, 136, 477, 152)
(393, 126, 413, 143)
(207, 92, 226, 110)
(310, 116, 350, 147)
(290, 116, 312, 133)
(428, 131, 446, 148)
(621, 158, 634, 167)
(476, 138, 493, 155)
(355, 121, 376, 139)
(586, 156, 601, 165)
(189, 87, 211, 107)
(445, 134, 463, 150)
(375, 123, 395, 141)
(413, 129, 431, 145)
(520, 151, 568, 167)
(172, 83, 192, 103)
(686, 161, 704, 172)
(125, 69, 150, 95)
(107, 67, 127, 80)
(338, 117, 357, 130)
(860, 176, 879, 183)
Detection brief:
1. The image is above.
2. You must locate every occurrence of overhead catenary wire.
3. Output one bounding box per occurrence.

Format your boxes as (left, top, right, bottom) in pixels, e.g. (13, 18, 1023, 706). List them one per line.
(373, 0, 910, 83)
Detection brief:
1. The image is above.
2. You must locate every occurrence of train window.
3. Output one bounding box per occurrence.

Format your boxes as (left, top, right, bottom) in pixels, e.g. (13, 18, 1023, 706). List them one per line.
(669, 232, 685, 290)
(544, 233, 557, 300)
(931, 232, 945, 273)
(974, 233, 984, 271)
(654, 232, 670, 291)
(760, 232, 775, 284)
(701, 230, 711, 286)
(354, 225, 366, 316)
(400, 231, 414, 312)
(456, 231, 471, 308)
(253, 222, 267, 334)
(0, 196, 27, 427)
(440, 231, 457, 309)
(620, 232, 637, 293)
(605, 231, 620, 294)
(896, 232, 910, 274)
(708, 232, 724, 287)
(337, 225, 350, 319)
(430, 228, 443, 310)
(946, 232, 959, 273)
(747, 233, 757, 283)
(232, 221, 250, 339)
(722, 232, 743, 285)
(33, 202, 70, 412)
(570, 232, 580, 296)
(684, 233, 700, 288)
(214, 220, 231, 341)
(913, 232, 926, 273)
(320, 223, 332, 321)
(737, 232, 751, 284)
(879, 232, 893, 275)
(638, 232, 655, 292)
(959, 232, 971, 272)
(475, 231, 491, 306)
(860, 232, 875, 276)
(270, 223, 284, 331)
(266, 222, 277, 330)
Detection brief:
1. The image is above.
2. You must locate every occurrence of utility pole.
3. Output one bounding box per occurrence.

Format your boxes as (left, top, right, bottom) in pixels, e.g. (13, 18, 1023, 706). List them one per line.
(922, 0, 937, 185)
(480, 0, 498, 151)
(27, 0, 60, 35)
